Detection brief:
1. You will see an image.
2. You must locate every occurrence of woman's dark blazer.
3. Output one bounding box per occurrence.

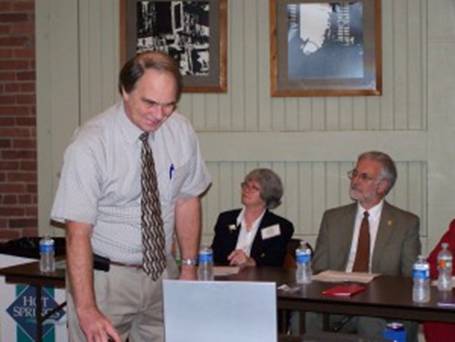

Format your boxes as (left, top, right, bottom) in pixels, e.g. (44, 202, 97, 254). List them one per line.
(211, 209, 294, 267)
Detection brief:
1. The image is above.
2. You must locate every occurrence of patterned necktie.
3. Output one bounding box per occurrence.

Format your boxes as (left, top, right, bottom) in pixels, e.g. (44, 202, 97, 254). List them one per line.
(352, 211, 370, 272)
(140, 132, 166, 280)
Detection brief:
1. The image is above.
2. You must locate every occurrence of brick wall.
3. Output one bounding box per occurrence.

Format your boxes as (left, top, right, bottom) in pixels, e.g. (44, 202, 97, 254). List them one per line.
(0, 0, 37, 242)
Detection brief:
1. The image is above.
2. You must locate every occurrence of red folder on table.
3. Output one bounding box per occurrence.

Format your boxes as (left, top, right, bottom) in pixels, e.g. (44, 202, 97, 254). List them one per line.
(321, 283, 366, 297)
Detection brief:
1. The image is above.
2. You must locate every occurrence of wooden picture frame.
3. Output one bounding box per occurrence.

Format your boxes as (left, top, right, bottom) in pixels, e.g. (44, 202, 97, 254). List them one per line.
(270, 0, 382, 97)
(120, 0, 227, 93)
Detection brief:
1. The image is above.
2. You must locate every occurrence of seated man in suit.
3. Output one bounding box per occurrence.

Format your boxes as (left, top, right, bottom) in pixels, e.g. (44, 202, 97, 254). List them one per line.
(211, 168, 294, 267)
(310, 151, 421, 341)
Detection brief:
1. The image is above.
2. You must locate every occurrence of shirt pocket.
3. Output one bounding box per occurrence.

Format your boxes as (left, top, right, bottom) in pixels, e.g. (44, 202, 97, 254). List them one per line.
(166, 161, 190, 202)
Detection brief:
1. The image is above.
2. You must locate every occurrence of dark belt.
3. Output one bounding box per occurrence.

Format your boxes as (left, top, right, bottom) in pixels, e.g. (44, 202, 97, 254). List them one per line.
(110, 260, 142, 269)
(93, 253, 142, 272)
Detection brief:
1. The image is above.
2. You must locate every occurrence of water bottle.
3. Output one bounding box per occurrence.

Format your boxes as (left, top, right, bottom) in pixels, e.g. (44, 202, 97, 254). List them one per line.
(39, 236, 55, 273)
(437, 242, 453, 291)
(295, 242, 312, 284)
(198, 246, 214, 280)
(412, 255, 430, 303)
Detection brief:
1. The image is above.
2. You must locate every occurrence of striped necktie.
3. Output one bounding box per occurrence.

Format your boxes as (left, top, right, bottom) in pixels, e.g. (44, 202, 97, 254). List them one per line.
(139, 132, 166, 280)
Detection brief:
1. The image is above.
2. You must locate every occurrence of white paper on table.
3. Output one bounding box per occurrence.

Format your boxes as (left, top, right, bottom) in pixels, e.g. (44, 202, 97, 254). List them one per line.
(213, 266, 240, 276)
(312, 270, 380, 283)
(55, 259, 66, 269)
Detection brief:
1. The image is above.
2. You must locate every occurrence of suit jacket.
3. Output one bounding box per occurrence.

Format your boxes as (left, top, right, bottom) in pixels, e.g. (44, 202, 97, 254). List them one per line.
(312, 201, 421, 276)
(211, 209, 294, 267)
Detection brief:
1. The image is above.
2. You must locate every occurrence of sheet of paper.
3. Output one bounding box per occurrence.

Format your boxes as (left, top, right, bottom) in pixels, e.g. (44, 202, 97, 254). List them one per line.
(437, 299, 455, 308)
(312, 270, 379, 283)
(55, 259, 66, 270)
(277, 284, 301, 293)
(213, 266, 240, 276)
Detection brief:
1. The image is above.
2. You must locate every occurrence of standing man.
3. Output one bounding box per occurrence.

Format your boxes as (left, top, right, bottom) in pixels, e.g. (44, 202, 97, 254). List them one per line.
(311, 151, 421, 341)
(51, 51, 211, 342)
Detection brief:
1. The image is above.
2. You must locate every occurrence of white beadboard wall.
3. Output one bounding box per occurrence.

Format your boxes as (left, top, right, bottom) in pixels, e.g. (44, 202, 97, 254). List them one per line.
(36, 0, 455, 256)
(200, 161, 427, 247)
(183, 0, 427, 132)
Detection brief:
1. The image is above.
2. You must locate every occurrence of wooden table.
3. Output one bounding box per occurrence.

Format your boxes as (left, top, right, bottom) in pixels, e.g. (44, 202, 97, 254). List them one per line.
(0, 260, 66, 342)
(3, 262, 455, 340)
(222, 266, 455, 331)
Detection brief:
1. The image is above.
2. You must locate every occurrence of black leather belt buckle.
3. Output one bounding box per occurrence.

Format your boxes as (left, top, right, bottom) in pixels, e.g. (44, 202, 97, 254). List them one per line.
(93, 253, 110, 272)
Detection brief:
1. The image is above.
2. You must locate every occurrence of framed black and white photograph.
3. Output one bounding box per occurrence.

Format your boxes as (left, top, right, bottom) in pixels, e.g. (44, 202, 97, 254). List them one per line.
(270, 0, 382, 97)
(121, 0, 227, 93)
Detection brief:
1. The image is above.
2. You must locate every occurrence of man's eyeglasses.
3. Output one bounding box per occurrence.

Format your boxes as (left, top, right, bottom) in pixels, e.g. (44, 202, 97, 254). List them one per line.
(347, 169, 376, 182)
(241, 182, 261, 192)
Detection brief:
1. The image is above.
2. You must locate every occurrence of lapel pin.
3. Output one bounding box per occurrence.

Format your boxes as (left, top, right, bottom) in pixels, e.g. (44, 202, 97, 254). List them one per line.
(387, 220, 393, 226)
(228, 224, 237, 232)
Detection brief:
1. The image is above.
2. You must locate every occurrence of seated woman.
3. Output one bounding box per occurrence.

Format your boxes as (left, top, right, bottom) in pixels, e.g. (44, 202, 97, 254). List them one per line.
(211, 168, 294, 267)
(423, 219, 455, 342)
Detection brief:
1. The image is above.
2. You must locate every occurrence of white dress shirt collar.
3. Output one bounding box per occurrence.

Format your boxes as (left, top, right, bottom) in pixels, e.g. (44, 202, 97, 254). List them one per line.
(235, 207, 266, 256)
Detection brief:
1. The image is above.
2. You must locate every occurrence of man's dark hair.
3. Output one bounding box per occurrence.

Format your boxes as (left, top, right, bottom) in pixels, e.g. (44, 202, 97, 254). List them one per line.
(118, 51, 183, 101)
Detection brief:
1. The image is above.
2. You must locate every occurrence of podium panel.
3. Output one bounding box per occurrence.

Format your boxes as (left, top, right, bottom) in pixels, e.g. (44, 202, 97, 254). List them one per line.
(163, 280, 277, 342)
(0, 255, 67, 342)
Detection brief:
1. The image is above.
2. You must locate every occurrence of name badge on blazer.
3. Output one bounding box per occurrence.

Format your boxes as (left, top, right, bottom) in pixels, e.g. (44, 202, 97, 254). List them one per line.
(261, 224, 281, 240)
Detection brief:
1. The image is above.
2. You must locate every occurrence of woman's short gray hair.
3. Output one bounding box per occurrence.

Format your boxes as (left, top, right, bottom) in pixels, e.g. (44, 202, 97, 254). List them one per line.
(244, 168, 283, 209)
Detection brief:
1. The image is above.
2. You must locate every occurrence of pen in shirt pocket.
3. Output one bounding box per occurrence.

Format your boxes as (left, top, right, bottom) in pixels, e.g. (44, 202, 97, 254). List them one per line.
(169, 163, 175, 180)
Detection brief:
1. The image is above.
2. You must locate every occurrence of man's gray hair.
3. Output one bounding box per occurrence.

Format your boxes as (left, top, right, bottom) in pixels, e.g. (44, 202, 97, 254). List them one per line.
(244, 168, 284, 209)
(358, 151, 397, 195)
